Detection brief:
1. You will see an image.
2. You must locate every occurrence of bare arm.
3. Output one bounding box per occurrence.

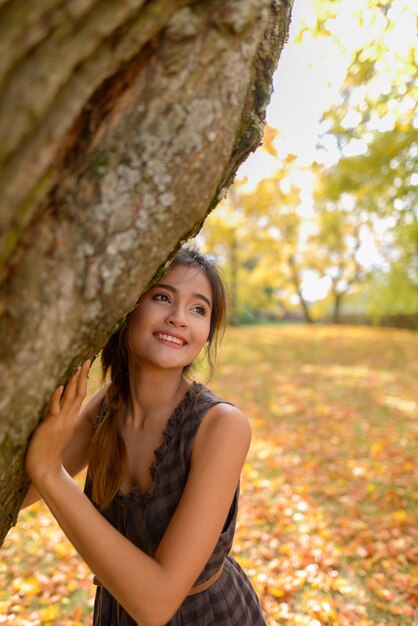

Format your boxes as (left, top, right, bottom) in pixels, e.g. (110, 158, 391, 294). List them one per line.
(21, 377, 105, 509)
(24, 366, 251, 626)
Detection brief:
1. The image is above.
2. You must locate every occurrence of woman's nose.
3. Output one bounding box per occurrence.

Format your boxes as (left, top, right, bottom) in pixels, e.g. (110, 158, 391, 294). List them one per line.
(166, 306, 187, 327)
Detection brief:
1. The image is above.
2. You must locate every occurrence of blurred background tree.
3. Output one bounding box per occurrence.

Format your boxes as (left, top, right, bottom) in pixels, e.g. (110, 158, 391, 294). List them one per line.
(196, 0, 418, 328)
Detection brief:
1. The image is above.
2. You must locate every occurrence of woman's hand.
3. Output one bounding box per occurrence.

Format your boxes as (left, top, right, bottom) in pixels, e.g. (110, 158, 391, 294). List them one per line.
(25, 360, 91, 486)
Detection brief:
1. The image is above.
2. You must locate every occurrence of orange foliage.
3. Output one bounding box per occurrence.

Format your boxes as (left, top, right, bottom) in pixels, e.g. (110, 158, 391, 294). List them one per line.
(1, 325, 417, 625)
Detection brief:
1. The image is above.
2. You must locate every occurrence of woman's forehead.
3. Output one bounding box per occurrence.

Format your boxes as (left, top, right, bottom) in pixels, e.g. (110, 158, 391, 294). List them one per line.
(158, 263, 212, 294)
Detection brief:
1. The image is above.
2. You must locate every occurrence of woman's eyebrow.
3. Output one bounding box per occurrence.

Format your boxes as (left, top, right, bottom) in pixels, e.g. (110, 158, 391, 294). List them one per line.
(154, 283, 212, 308)
(193, 292, 212, 308)
(154, 283, 175, 292)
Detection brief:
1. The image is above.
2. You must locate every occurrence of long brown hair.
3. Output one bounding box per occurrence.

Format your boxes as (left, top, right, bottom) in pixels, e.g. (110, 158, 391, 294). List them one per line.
(88, 247, 228, 508)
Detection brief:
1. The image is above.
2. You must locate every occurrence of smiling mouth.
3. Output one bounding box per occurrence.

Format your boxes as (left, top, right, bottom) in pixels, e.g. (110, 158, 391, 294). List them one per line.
(154, 332, 187, 346)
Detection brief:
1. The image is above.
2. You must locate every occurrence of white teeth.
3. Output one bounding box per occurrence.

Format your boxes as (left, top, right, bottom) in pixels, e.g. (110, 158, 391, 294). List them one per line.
(157, 333, 185, 345)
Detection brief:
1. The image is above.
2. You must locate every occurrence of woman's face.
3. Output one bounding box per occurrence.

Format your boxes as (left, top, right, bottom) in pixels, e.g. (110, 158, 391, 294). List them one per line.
(128, 263, 213, 371)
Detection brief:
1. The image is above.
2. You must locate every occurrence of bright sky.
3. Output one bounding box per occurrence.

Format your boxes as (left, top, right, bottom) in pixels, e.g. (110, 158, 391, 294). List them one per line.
(235, 1, 348, 301)
(237, 0, 341, 182)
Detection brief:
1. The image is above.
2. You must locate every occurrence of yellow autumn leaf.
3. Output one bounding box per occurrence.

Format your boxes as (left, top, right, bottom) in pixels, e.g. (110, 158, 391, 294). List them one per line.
(271, 587, 285, 598)
(261, 124, 278, 157)
(54, 541, 71, 558)
(371, 441, 384, 456)
(391, 510, 407, 522)
(13, 576, 41, 596)
(38, 605, 59, 622)
(67, 580, 79, 592)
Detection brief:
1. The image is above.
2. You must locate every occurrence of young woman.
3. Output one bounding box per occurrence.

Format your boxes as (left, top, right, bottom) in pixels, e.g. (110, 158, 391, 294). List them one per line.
(23, 247, 266, 626)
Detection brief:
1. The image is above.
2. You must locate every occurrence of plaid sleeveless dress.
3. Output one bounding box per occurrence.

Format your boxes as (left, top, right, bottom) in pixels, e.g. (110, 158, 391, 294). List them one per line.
(84, 381, 266, 625)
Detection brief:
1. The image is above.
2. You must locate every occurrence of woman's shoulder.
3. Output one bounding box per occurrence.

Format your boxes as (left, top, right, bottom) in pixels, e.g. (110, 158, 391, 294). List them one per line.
(191, 392, 252, 470)
(191, 382, 251, 443)
(204, 400, 251, 435)
(190, 380, 233, 408)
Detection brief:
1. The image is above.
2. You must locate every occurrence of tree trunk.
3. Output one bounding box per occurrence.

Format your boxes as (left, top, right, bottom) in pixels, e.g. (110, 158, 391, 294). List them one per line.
(298, 290, 314, 324)
(229, 233, 240, 326)
(0, 0, 293, 545)
(333, 291, 343, 324)
(287, 254, 314, 324)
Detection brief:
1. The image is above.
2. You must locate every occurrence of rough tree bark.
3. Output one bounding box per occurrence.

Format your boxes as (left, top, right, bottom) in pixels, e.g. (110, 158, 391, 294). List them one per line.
(0, 0, 293, 545)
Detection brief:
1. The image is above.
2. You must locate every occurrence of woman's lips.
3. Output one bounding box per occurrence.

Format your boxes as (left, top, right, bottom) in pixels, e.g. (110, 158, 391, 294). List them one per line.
(154, 331, 188, 346)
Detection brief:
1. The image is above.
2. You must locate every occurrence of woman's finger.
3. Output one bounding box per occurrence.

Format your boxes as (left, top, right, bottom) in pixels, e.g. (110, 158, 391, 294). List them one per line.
(75, 360, 90, 406)
(50, 385, 64, 416)
(61, 360, 90, 414)
(60, 367, 82, 411)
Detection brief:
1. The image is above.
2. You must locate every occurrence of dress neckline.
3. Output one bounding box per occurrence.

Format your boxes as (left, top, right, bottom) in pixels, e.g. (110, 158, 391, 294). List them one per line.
(116, 380, 201, 506)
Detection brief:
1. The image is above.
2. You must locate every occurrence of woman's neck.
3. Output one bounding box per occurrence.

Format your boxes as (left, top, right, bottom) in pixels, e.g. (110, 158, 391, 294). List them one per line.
(125, 365, 190, 427)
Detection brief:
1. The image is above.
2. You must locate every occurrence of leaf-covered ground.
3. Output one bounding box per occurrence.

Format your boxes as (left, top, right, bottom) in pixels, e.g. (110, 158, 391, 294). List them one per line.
(1, 325, 417, 625)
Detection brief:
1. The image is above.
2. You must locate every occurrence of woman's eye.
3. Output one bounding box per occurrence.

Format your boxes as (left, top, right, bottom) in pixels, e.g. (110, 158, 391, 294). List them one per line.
(153, 293, 170, 302)
(192, 305, 206, 316)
